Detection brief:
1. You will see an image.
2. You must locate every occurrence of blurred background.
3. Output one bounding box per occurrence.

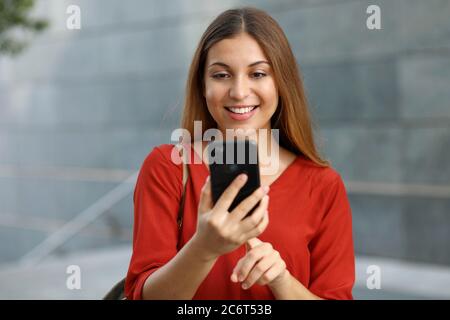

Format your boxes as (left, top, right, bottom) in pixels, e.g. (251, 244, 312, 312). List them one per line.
(0, 0, 449, 299)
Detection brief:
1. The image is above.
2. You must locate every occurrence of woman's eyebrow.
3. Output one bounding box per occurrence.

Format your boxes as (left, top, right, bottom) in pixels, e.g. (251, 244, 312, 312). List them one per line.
(207, 60, 270, 68)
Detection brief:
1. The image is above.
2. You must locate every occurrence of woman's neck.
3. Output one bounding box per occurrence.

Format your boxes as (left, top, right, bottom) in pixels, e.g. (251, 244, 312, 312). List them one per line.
(195, 127, 283, 175)
(219, 127, 281, 175)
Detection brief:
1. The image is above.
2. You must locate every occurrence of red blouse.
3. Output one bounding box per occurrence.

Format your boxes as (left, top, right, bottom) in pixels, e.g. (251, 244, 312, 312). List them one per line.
(125, 144, 355, 300)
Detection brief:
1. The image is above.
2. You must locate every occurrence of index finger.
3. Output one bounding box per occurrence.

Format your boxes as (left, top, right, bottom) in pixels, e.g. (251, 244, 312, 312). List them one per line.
(198, 176, 213, 213)
(246, 237, 263, 251)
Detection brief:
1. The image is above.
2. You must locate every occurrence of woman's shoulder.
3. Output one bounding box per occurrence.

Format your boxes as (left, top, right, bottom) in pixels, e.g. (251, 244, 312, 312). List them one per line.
(143, 144, 179, 162)
(136, 144, 184, 197)
(295, 155, 343, 190)
(140, 144, 182, 175)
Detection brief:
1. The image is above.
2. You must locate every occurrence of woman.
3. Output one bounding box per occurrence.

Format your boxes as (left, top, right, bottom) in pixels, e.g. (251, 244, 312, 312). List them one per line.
(125, 7, 355, 300)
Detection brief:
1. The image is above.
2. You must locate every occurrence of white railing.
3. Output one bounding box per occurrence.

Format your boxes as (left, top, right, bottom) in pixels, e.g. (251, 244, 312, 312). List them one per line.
(17, 172, 138, 268)
(1, 163, 448, 268)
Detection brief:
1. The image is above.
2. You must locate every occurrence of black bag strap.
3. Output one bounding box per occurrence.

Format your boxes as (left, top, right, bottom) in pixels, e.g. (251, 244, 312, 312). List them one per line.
(176, 143, 189, 233)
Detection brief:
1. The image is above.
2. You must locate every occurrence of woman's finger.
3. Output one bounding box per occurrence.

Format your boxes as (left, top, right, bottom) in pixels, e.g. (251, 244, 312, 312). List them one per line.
(241, 254, 276, 289)
(231, 242, 272, 282)
(213, 174, 248, 214)
(246, 237, 263, 251)
(256, 260, 287, 287)
(198, 176, 213, 214)
(243, 212, 269, 240)
(230, 185, 269, 221)
(238, 195, 269, 234)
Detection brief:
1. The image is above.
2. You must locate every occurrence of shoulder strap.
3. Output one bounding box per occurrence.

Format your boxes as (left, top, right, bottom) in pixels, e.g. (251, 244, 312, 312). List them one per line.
(176, 144, 189, 231)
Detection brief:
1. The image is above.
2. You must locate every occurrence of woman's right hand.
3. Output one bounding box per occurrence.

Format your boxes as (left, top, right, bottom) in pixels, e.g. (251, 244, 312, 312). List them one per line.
(191, 173, 270, 261)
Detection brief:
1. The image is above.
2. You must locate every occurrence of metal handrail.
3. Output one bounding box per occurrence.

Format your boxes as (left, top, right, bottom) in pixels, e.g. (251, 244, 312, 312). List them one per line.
(18, 172, 138, 268)
(12, 168, 450, 268)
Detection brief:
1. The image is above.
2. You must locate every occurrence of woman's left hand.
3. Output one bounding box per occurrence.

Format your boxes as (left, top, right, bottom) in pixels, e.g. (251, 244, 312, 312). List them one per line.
(230, 237, 289, 290)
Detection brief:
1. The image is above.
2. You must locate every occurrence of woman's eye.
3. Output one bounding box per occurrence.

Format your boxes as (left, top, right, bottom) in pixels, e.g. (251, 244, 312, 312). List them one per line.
(212, 73, 229, 79)
(211, 72, 267, 79)
(252, 72, 267, 78)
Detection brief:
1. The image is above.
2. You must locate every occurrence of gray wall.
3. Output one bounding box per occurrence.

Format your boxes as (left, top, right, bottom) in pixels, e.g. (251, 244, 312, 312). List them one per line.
(0, 0, 449, 265)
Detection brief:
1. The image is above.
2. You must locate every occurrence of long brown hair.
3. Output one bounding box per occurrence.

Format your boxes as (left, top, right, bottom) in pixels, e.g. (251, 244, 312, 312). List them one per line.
(180, 7, 329, 167)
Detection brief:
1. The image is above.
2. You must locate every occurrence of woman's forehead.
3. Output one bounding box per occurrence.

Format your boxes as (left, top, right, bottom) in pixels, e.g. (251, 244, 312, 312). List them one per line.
(206, 34, 269, 67)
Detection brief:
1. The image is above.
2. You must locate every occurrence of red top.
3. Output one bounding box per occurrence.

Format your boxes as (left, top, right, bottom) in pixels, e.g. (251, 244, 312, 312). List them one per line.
(125, 144, 355, 300)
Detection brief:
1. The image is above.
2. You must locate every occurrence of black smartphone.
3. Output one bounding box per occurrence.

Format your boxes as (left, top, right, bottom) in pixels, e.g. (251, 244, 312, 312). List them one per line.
(207, 138, 261, 218)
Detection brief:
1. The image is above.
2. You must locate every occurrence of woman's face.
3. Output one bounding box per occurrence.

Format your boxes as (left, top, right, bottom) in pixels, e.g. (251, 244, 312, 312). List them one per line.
(203, 32, 279, 135)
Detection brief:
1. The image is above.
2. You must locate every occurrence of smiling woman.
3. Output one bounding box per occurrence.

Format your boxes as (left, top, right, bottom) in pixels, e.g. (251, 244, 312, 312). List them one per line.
(181, 8, 328, 166)
(124, 7, 355, 300)
(204, 38, 277, 127)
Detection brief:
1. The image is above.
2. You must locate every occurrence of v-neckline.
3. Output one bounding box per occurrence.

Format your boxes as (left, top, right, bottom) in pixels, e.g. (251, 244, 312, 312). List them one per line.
(188, 143, 299, 189)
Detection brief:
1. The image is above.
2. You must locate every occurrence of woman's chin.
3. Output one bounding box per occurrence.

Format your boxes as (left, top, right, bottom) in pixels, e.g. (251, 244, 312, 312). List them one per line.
(218, 124, 267, 140)
(225, 123, 258, 132)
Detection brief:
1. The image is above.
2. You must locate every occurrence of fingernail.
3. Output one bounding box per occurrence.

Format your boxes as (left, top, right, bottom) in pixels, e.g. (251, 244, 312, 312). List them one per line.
(238, 275, 244, 282)
(240, 174, 247, 181)
(242, 283, 248, 290)
(263, 185, 270, 193)
(206, 176, 210, 182)
(231, 273, 238, 282)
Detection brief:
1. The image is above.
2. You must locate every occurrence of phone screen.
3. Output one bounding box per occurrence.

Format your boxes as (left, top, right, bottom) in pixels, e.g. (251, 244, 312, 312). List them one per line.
(207, 139, 261, 217)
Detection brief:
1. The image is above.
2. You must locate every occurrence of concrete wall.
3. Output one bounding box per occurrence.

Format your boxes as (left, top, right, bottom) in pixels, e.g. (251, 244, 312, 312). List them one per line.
(0, 0, 449, 265)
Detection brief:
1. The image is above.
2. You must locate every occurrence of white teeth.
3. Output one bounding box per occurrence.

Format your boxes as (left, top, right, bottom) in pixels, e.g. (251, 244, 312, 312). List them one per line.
(227, 106, 257, 114)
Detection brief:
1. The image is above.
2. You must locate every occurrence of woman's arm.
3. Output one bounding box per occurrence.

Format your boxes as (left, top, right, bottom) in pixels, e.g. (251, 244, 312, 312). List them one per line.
(141, 174, 270, 300)
(141, 235, 217, 300)
(131, 146, 269, 299)
(268, 271, 323, 300)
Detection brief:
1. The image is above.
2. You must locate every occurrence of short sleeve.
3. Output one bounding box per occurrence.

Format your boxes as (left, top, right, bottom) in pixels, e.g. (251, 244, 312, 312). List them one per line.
(308, 172, 355, 300)
(124, 145, 183, 300)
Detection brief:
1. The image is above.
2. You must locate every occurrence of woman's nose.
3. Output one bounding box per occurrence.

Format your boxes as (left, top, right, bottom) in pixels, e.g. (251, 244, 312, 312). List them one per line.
(229, 76, 250, 100)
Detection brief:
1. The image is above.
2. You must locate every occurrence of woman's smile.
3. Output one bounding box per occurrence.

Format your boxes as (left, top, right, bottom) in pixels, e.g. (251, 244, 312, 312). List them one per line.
(224, 105, 260, 121)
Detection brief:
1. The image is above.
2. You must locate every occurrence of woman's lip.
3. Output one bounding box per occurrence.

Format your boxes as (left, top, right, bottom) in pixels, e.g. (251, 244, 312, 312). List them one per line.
(225, 106, 259, 121)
